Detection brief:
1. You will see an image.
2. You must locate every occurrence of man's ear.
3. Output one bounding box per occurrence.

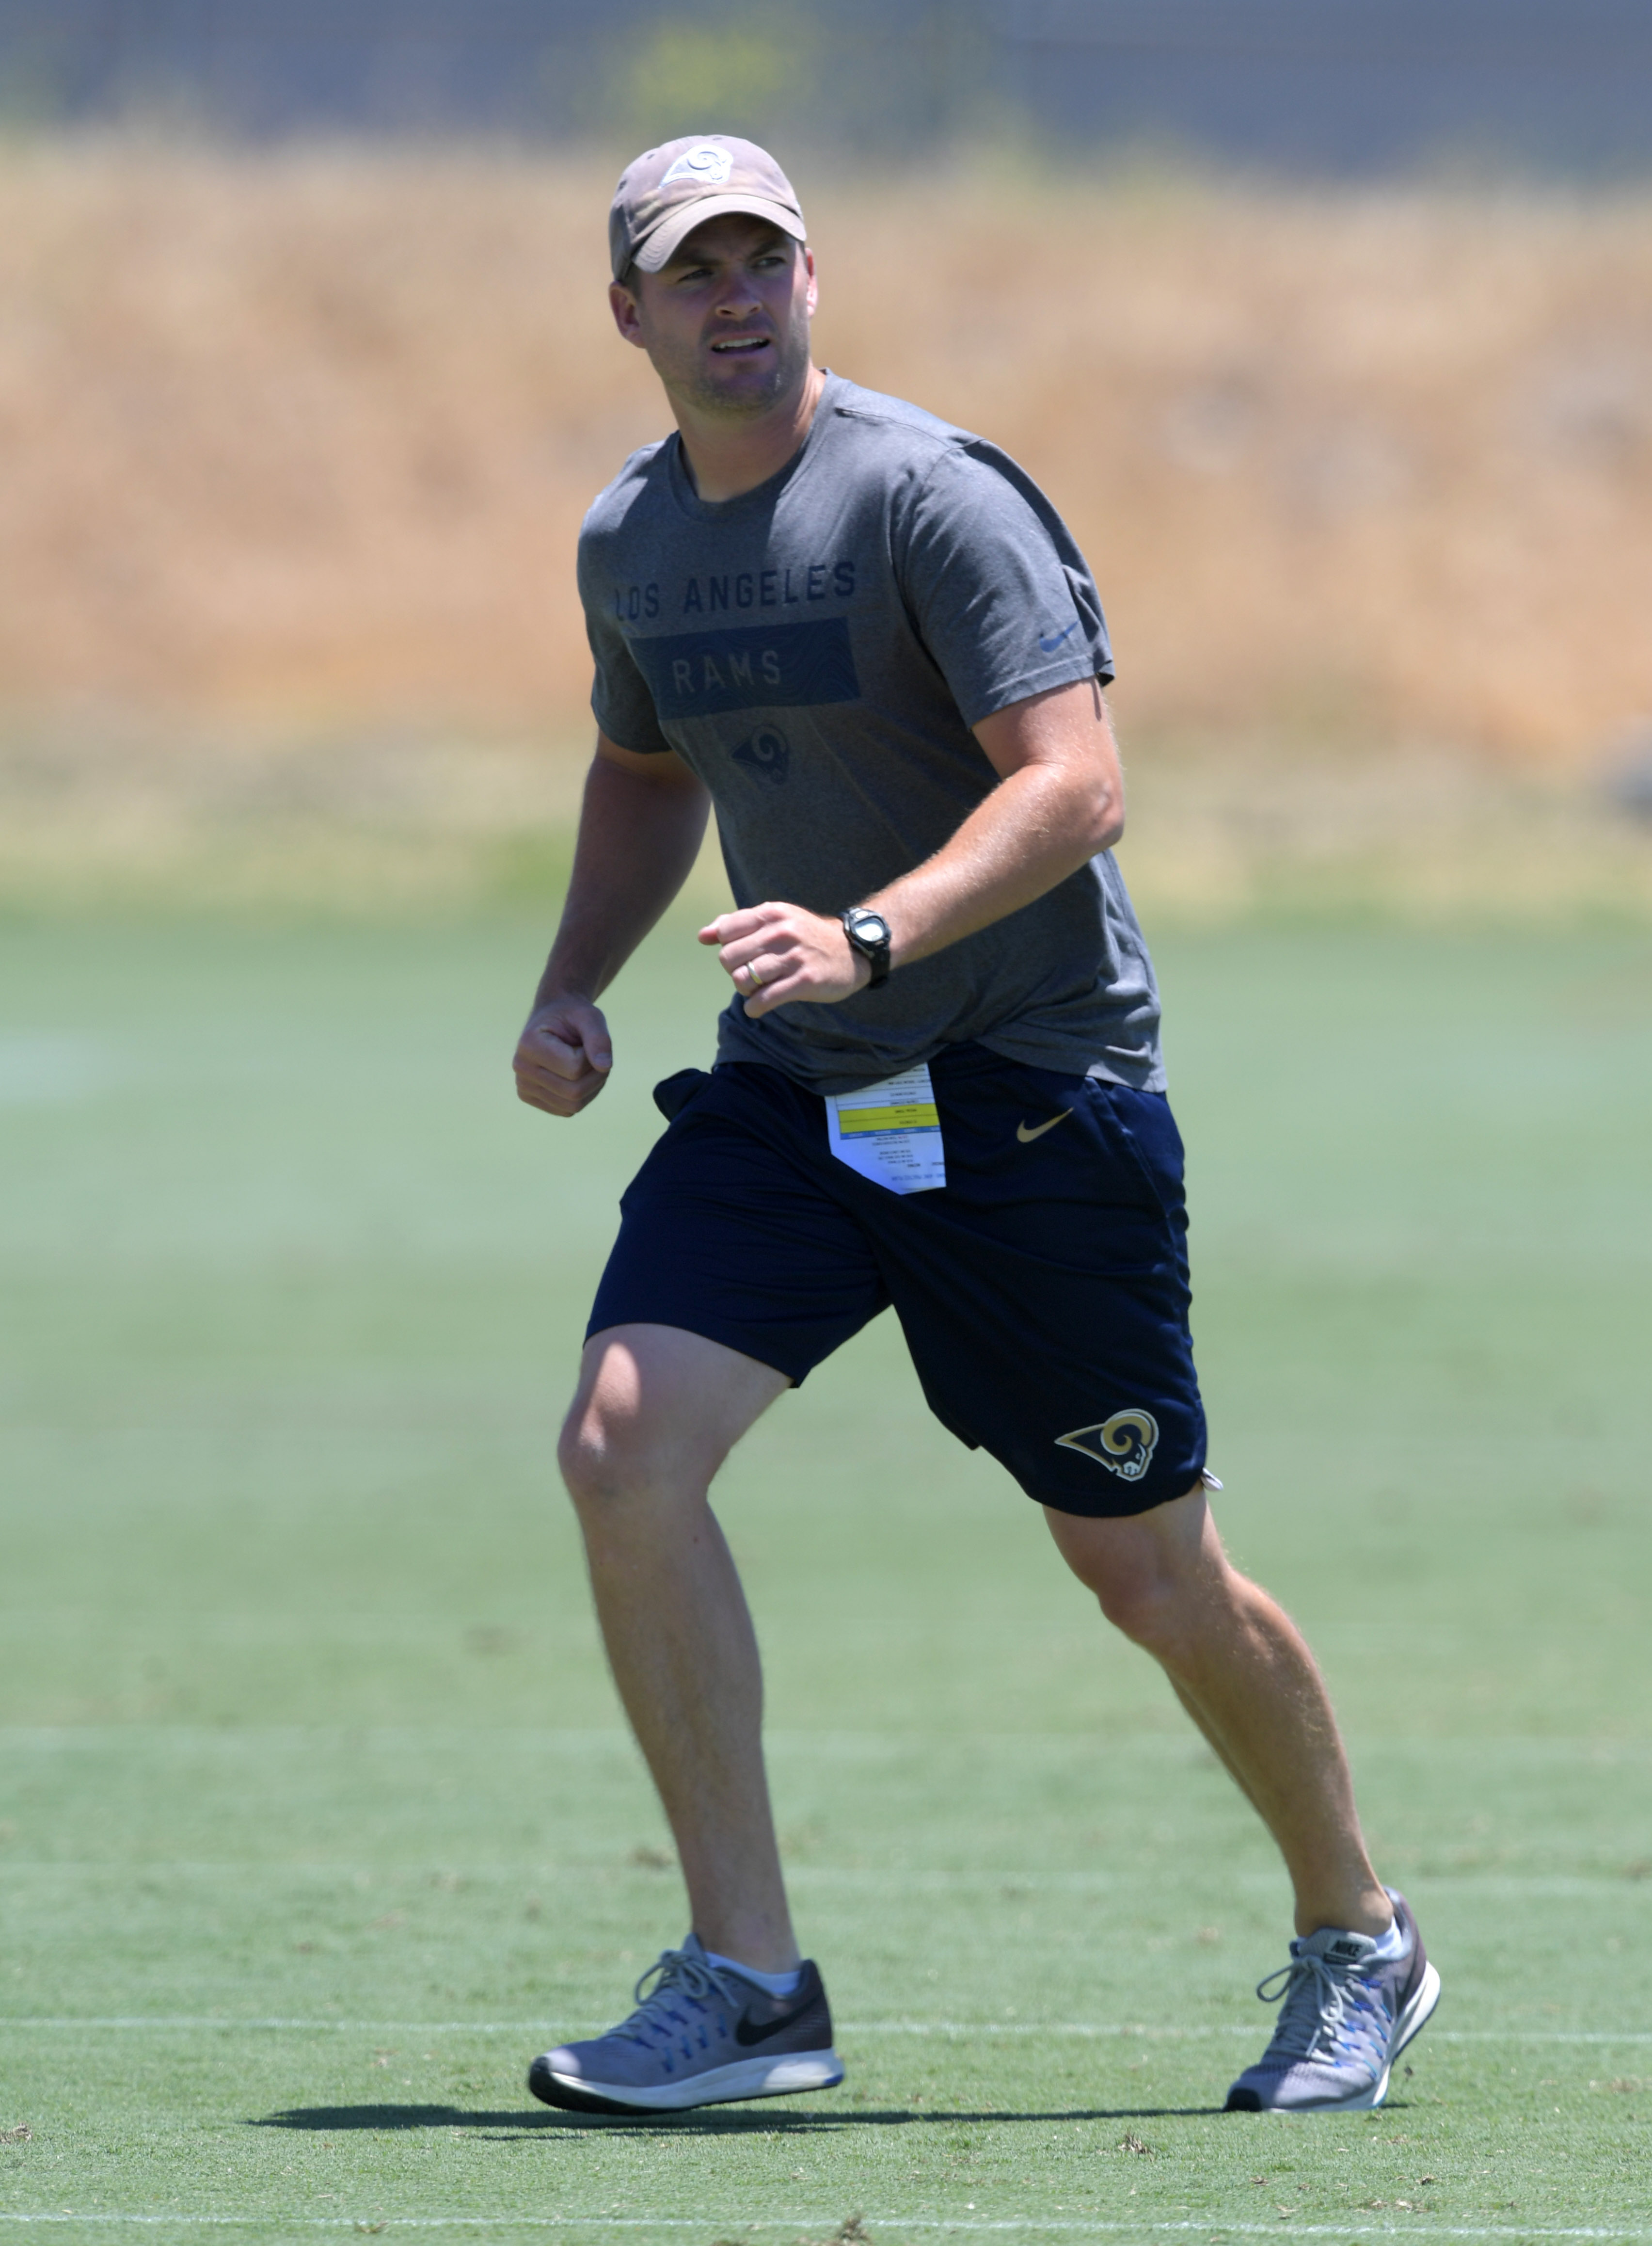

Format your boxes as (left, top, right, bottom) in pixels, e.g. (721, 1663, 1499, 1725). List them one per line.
(609, 277, 647, 349)
(803, 246, 819, 320)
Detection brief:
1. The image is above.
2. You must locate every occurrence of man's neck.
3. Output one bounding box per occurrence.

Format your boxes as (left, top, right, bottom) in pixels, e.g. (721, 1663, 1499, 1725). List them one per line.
(674, 364, 826, 504)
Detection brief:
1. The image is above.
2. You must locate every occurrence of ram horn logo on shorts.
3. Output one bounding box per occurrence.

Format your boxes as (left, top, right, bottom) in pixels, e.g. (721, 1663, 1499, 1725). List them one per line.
(663, 143, 735, 187)
(1056, 1409, 1160, 1481)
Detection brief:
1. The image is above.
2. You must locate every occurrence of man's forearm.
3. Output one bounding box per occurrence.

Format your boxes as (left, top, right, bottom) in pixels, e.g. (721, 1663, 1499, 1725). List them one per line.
(863, 754, 1121, 972)
(701, 679, 1125, 1020)
(537, 751, 710, 1006)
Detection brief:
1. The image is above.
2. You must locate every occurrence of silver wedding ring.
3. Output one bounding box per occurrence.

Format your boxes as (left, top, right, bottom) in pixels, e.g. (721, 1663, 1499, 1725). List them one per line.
(742, 962, 763, 989)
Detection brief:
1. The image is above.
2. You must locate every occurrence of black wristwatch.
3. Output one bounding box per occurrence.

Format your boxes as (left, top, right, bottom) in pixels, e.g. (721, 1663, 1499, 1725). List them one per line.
(840, 906, 892, 988)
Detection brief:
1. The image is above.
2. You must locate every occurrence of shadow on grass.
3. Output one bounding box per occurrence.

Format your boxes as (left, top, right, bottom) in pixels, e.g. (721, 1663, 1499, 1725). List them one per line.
(253, 2102, 1227, 2135)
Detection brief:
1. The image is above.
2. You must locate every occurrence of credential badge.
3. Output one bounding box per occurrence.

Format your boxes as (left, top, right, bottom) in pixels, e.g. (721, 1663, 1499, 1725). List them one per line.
(1055, 1409, 1161, 1482)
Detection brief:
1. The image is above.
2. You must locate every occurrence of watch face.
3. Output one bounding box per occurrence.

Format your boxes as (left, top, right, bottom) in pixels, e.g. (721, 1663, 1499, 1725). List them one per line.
(853, 912, 890, 945)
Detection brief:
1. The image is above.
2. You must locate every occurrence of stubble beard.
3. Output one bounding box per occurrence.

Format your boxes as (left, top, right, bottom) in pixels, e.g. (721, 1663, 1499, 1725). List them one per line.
(668, 301, 814, 423)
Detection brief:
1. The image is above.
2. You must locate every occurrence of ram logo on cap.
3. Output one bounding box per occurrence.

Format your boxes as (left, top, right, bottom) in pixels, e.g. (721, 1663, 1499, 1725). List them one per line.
(609, 133, 809, 281)
(663, 144, 735, 187)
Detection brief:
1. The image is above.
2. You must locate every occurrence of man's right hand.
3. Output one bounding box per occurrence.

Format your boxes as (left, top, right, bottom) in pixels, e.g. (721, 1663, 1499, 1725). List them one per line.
(514, 998, 613, 1117)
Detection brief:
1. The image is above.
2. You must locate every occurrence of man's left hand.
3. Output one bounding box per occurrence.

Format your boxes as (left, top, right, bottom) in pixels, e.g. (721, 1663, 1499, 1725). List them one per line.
(699, 902, 871, 1017)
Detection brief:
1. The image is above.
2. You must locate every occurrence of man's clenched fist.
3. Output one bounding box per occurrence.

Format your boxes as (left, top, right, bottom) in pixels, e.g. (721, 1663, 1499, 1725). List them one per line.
(514, 997, 613, 1117)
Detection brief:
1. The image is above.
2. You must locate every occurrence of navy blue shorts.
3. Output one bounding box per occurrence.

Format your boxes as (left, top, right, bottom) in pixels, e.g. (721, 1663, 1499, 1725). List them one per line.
(587, 1042, 1207, 1518)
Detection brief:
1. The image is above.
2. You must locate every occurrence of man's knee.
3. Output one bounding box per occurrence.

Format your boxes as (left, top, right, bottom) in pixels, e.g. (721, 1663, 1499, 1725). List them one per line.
(556, 1395, 639, 1511)
(1046, 1484, 1223, 1655)
(556, 1325, 789, 1519)
(1086, 1551, 1191, 1652)
(556, 1383, 683, 1515)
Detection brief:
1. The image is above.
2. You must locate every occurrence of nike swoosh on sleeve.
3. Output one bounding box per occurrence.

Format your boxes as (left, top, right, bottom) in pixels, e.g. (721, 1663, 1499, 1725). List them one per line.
(1038, 623, 1080, 652)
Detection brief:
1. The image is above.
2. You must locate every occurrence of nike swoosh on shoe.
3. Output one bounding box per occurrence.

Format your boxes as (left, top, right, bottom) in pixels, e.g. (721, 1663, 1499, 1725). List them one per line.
(734, 2007, 810, 2047)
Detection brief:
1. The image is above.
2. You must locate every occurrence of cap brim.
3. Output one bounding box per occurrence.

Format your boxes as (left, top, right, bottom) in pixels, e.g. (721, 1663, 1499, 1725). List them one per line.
(628, 195, 808, 277)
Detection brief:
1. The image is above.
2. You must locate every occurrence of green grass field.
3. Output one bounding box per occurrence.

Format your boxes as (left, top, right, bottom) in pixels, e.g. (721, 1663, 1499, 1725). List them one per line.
(2, 901, 1651, 2243)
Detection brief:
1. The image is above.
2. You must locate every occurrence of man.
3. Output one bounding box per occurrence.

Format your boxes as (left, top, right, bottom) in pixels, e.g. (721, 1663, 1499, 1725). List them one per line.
(512, 133, 1439, 2118)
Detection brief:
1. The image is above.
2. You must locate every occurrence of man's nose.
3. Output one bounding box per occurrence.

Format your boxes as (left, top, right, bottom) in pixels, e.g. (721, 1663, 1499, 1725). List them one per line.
(715, 276, 762, 316)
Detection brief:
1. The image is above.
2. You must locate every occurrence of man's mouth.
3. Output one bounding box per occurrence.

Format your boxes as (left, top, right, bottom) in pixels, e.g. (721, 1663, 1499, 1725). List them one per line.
(710, 335, 771, 354)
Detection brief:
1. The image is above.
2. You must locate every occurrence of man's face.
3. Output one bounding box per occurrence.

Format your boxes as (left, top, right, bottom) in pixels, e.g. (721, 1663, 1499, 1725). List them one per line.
(610, 213, 817, 418)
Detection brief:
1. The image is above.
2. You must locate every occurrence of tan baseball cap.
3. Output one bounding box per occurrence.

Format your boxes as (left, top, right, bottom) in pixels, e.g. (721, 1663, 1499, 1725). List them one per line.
(609, 134, 807, 283)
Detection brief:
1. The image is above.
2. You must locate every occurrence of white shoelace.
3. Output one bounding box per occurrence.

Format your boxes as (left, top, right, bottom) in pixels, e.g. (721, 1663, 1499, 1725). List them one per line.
(608, 1946, 745, 2051)
(1255, 1949, 1387, 2065)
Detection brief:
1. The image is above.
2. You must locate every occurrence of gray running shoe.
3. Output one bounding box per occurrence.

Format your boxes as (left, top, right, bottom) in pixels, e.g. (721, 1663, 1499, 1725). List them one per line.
(527, 1934, 845, 2116)
(1225, 1889, 1441, 2113)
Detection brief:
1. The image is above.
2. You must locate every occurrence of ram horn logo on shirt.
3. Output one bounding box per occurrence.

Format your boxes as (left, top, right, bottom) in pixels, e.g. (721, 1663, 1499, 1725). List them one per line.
(663, 143, 735, 187)
(1055, 1409, 1160, 1481)
(731, 725, 791, 786)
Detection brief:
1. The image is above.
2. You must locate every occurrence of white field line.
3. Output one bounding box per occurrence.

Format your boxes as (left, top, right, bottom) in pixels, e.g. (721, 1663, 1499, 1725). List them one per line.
(2, 1724, 1649, 1754)
(1, 2018, 1650, 2045)
(0, 2221, 1649, 2239)
(0, 1866, 1646, 1901)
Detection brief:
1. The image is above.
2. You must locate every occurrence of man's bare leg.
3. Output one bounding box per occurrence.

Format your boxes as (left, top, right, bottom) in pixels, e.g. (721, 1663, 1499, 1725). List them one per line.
(557, 1322, 797, 1972)
(1046, 1485, 1390, 1939)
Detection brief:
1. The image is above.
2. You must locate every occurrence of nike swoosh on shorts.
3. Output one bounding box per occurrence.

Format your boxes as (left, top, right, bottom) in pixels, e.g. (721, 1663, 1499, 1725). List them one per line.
(1016, 1110, 1073, 1144)
(1039, 623, 1079, 652)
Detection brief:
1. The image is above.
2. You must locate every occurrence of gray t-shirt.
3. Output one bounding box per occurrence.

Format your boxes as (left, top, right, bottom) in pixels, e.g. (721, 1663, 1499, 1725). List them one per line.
(578, 371, 1164, 1096)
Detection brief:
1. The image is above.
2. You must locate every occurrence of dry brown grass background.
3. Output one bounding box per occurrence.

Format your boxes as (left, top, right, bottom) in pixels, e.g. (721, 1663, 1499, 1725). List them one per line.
(3, 138, 1651, 914)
